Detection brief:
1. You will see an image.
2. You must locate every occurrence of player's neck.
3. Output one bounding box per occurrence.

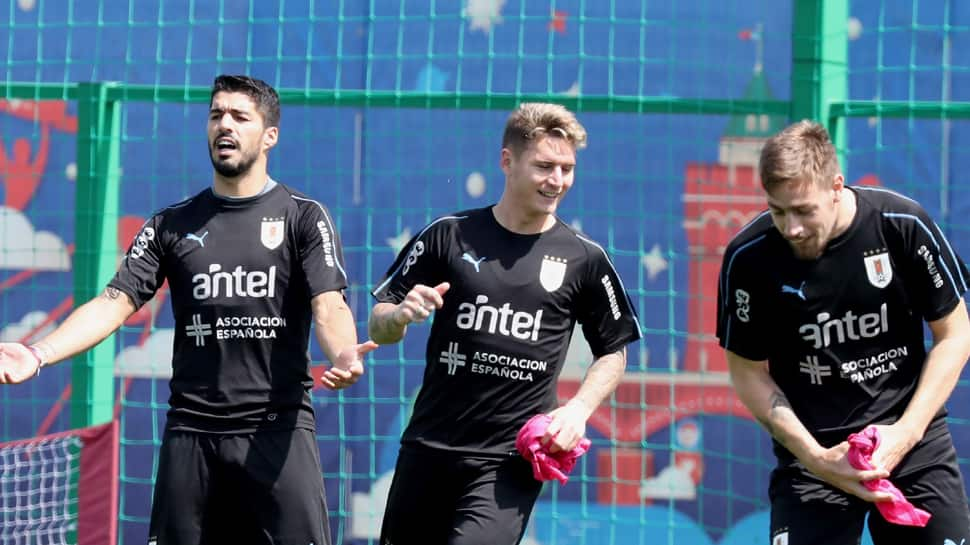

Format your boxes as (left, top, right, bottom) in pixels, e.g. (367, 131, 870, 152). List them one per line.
(212, 167, 270, 198)
(830, 186, 857, 240)
(492, 200, 557, 235)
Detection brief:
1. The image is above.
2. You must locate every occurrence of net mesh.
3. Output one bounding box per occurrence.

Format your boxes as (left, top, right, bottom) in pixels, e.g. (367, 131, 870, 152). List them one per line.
(0, 432, 80, 545)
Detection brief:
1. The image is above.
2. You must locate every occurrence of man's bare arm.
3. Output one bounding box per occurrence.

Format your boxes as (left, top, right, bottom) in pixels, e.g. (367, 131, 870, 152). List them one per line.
(0, 287, 136, 384)
(543, 348, 626, 452)
(726, 349, 891, 501)
(32, 286, 137, 365)
(872, 298, 970, 472)
(368, 282, 450, 345)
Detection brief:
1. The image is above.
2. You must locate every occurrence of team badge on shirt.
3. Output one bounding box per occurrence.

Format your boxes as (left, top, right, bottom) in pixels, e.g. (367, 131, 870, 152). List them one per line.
(863, 249, 893, 289)
(260, 217, 285, 250)
(539, 255, 567, 292)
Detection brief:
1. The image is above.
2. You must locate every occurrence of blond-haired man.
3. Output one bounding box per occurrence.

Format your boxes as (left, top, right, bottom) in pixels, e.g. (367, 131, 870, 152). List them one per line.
(369, 103, 642, 544)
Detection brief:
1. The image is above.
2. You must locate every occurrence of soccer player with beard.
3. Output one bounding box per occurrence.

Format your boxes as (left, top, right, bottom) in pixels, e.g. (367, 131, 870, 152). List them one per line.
(0, 74, 375, 545)
(718, 120, 970, 545)
(369, 103, 642, 545)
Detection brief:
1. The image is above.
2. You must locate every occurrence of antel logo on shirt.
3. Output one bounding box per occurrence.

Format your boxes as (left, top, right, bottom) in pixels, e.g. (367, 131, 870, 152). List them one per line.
(798, 303, 888, 349)
(455, 294, 543, 341)
(192, 264, 277, 300)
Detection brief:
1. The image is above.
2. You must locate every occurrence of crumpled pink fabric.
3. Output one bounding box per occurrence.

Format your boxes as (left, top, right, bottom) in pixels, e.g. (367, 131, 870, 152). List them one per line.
(846, 425, 931, 527)
(515, 413, 591, 485)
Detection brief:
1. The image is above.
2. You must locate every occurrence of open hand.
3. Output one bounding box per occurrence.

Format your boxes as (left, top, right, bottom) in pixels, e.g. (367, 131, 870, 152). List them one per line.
(0, 343, 41, 385)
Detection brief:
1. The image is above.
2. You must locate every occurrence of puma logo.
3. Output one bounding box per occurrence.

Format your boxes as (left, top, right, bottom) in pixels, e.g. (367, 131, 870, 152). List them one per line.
(186, 231, 209, 248)
(781, 281, 806, 301)
(461, 252, 486, 272)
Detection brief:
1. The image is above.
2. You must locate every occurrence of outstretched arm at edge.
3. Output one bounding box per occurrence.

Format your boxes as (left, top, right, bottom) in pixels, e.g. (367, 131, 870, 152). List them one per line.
(0, 286, 136, 383)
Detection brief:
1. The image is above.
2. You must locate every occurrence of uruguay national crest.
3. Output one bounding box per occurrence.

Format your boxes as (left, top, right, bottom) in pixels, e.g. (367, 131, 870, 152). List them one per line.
(539, 255, 567, 292)
(261, 217, 285, 250)
(863, 250, 892, 289)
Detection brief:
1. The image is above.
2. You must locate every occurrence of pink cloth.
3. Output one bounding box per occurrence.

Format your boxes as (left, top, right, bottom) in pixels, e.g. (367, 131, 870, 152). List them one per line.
(515, 414, 591, 485)
(846, 425, 931, 527)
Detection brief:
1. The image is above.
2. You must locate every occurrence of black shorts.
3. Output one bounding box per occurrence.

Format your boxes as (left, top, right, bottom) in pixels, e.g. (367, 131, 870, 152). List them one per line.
(148, 428, 330, 545)
(769, 431, 970, 545)
(380, 445, 543, 545)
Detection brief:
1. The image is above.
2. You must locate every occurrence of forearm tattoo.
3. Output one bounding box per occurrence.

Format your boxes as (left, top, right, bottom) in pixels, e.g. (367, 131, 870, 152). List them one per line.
(101, 286, 123, 300)
(768, 389, 791, 413)
(758, 389, 794, 444)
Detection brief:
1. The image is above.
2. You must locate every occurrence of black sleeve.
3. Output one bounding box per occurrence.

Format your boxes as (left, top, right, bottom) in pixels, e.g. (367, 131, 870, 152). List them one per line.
(297, 200, 348, 296)
(576, 246, 642, 358)
(108, 215, 166, 309)
(716, 241, 768, 361)
(890, 205, 970, 322)
(370, 221, 449, 304)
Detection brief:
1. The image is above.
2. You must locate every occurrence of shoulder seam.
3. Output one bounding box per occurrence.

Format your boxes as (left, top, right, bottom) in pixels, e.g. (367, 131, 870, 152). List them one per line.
(371, 215, 469, 297)
(727, 210, 771, 246)
(157, 194, 197, 213)
(853, 185, 919, 206)
(574, 233, 643, 336)
(719, 233, 767, 350)
(882, 212, 968, 295)
(289, 195, 347, 282)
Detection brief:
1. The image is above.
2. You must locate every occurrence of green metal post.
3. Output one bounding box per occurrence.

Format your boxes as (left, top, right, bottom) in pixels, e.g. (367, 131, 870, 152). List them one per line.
(72, 82, 121, 428)
(792, 0, 848, 158)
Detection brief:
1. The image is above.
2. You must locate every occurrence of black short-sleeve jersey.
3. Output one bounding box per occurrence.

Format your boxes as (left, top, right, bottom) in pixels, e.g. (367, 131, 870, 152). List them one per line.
(109, 183, 347, 433)
(717, 186, 969, 459)
(372, 207, 642, 456)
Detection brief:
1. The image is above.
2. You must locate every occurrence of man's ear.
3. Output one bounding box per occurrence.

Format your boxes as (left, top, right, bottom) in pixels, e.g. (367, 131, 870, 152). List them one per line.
(500, 148, 513, 174)
(263, 126, 279, 151)
(831, 173, 845, 201)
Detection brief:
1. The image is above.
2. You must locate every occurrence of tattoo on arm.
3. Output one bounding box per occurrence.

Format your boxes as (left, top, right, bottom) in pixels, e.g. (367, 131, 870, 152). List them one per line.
(758, 389, 794, 445)
(101, 287, 122, 300)
(768, 389, 791, 413)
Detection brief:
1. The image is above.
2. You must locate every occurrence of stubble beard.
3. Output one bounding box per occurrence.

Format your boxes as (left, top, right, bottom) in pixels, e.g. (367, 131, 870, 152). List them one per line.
(209, 143, 259, 178)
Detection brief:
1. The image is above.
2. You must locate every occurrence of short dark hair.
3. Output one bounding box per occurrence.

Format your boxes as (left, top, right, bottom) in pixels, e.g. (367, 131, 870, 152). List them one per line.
(210, 75, 281, 128)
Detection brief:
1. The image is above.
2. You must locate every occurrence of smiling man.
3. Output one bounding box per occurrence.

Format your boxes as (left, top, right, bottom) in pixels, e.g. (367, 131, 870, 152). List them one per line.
(368, 102, 642, 545)
(718, 120, 970, 545)
(0, 75, 376, 545)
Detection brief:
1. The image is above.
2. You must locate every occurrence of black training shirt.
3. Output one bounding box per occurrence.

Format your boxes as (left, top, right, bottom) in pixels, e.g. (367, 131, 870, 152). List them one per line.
(718, 186, 969, 463)
(110, 182, 346, 433)
(373, 206, 642, 456)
